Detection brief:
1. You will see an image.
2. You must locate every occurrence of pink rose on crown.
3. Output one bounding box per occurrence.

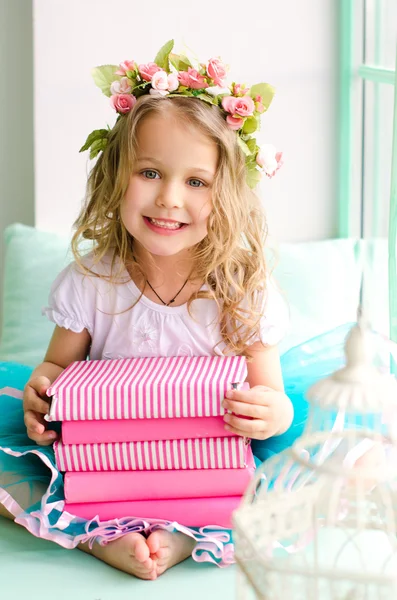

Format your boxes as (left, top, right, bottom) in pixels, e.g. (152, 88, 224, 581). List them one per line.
(255, 95, 265, 114)
(226, 116, 244, 130)
(110, 77, 132, 95)
(232, 83, 250, 97)
(207, 58, 227, 86)
(116, 60, 137, 76)
(139, 62, 163, 82)
(222, 95, 255, 117)
(256, 144, 283, 178)
(110, 93, 136, 114)
(178, 68, 207, 90)
(150, 71, 179, 96)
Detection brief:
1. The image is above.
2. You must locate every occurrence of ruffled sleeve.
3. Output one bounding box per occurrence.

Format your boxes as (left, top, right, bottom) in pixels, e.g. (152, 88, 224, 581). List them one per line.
(42, 262, 94, 335)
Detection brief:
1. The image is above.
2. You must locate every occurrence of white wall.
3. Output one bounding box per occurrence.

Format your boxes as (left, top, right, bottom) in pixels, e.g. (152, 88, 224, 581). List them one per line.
(33, 0, 338, 243)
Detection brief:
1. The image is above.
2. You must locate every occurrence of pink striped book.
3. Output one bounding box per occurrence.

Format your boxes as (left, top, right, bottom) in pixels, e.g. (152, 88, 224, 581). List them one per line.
(46, 355, 247, 421)
(64, 496, 242, 528)
(64, 450, 255, 502)
(61, 416, 235, 444)
(54, 436, 250, 472)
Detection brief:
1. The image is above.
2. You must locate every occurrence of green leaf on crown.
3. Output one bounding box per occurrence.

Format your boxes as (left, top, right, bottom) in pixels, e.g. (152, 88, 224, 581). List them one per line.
(169, 53, 192, 71)
(89, 137, 108, 159)
(246, 138, 258, 154)
(246, 166, 262, 189)
(92, 65, 120, 97)
(168, 90, 194, 98)
(79, 129, 109, 157)
(237, 137, 251, 157)
(194, 93, 219, 105)
(133, 82, 151, 97)
(242, 117, 258, 134)
(154, 40, 174, 72)
(249, 83, 275, 111)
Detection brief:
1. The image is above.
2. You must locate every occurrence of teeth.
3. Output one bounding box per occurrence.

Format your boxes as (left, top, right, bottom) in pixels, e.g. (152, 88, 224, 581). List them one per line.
(149, 218, 183, 229)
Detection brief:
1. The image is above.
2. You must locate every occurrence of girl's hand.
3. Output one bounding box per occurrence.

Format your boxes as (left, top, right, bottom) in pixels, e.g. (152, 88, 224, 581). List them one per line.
(222, 385, 294, 441)
(23, 376, 58, 446)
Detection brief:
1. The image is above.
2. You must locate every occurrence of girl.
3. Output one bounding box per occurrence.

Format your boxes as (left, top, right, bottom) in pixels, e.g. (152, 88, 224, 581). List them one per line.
(0, 42, 292, 580)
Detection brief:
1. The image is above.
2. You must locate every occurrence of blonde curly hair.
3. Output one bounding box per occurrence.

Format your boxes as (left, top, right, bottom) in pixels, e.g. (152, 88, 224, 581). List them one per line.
(72, 95, 269, 356)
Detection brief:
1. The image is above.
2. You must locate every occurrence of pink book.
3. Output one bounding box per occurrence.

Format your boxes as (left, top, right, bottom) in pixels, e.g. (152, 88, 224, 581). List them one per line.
(55, 436, 250, 472)
(64, 496, 242, 528)
(46, 355, 247, 421)
(64, 450, 255, 503)
(61, 416, 235, 445)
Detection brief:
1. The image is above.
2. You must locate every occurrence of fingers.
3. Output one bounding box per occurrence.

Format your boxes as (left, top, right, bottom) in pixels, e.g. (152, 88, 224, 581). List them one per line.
(224, 386, 273, 406)
(223, 398, 268, 420)
(223, 413, 271, 440)
(23, 391, 51, 415)
(24, 410, 58, 445)
(23, 377, 51, 414)
(23, 376, 56, 446)
(24, 409, 46, 434)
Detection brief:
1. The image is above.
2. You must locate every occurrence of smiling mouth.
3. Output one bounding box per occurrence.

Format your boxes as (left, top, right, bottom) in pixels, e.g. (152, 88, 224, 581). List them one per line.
(145, 217, 188, 230)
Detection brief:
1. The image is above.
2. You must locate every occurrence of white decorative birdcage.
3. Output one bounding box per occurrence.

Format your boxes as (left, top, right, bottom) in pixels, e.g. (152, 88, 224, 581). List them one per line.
(233, 322, 397, 600)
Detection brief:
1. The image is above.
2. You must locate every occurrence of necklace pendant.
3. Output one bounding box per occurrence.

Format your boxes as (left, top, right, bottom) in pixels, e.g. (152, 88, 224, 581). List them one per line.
(145, 277, 189, 307)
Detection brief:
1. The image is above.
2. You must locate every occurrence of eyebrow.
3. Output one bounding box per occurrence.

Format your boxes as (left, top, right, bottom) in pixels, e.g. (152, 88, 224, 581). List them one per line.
(136, 157, 215, 177)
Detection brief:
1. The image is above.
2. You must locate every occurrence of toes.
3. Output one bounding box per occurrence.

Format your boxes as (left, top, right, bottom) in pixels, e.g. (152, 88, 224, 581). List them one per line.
(132, 535, 150, 563)
(141, 557, 155, 571)
(146, 530, 163, 555)
(155, 547, 169, 560)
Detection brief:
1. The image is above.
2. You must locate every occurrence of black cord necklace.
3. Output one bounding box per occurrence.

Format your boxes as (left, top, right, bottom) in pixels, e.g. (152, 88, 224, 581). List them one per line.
(131, 254, 189, 306)
(145, 277, 189, 306)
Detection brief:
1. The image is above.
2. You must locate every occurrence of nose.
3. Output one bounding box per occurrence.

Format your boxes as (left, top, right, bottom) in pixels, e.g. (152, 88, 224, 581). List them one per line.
(155, 180, 184, 209)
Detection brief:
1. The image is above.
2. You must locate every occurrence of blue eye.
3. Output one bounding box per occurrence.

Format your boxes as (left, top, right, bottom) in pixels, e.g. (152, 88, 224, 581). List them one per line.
(188, 179, 205, 188)
(142, 170, 159, 179)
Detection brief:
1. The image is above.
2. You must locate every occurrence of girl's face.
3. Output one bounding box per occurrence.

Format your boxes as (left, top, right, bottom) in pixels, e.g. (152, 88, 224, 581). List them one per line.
(120, 112, 218, 259)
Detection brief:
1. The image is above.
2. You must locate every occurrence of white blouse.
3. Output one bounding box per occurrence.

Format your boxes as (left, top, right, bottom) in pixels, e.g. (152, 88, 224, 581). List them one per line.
(43, 252, 289, 360)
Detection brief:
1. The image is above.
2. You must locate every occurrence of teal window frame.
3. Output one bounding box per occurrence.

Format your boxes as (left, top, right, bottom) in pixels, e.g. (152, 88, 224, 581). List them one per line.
(339, 0, 397, 343)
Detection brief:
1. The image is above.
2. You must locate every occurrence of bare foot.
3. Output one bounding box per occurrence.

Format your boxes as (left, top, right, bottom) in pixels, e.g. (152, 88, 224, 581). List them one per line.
(146, 529, 196, 578)
(91, 532, 157, 580)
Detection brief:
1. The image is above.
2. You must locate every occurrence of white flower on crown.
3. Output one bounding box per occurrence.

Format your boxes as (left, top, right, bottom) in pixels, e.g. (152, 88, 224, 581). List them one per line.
(256, 144, 283, 178)
(205, 85, 231, 97)
(110, 77, 132, 95)
(149, 71, 179, 96)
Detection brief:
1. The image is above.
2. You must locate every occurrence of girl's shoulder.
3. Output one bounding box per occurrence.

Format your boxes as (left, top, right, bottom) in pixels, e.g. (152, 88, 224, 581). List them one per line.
(72, 248, 116, 277)
(48, 249, 123, 305)
(56, 248, 123, 284)
(43, 249, 127, 336)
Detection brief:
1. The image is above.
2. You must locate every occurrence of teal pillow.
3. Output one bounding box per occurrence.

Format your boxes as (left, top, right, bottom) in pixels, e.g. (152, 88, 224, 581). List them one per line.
(0, 224, 71, 366)
(273, 238, 362, 353)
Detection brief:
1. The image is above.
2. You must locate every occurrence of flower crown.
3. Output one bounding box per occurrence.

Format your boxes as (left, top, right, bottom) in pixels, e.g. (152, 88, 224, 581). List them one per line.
(80, 40, 282, 189)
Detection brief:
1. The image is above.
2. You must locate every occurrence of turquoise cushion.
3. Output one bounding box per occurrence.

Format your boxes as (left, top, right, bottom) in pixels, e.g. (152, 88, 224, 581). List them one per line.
(0, 224, 71, 366)
(274, 238, 361, 353)
(0, 223, 368, 366)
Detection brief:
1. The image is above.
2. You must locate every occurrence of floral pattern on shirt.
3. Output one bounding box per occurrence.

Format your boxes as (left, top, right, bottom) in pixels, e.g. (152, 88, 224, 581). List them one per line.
(176, 343, 194, 357)
(133, 316, 160, 354)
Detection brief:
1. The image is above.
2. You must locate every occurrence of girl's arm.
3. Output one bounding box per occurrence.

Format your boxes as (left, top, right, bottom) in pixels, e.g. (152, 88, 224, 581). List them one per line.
(23, 326, 91, 445)
(244, 341, 285, 392)
(222, 341, 293, 440)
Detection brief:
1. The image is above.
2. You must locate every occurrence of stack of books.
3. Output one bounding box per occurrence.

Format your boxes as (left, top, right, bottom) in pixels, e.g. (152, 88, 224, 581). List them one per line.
(47, 355, 255, 527)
